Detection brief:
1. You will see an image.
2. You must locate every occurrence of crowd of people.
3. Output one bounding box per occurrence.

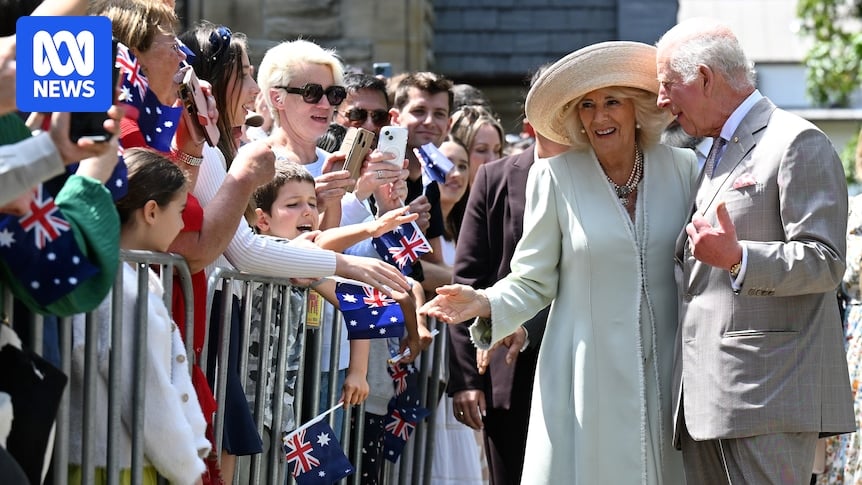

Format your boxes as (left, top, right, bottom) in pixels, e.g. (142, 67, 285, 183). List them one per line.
(1, 1, 862, 484)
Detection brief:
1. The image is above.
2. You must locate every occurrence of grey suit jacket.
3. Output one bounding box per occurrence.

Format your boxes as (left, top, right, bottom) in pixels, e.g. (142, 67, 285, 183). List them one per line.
(672, 97, 855, 444)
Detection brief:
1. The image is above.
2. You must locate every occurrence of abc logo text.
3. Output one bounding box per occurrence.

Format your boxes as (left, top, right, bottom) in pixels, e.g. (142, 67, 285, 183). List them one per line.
(16, 16, 112, 113)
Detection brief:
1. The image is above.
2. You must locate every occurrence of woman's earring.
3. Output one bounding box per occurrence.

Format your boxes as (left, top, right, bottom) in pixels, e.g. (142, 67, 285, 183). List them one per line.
(636, 123, 641, 129)
(579, 128, 586, 134)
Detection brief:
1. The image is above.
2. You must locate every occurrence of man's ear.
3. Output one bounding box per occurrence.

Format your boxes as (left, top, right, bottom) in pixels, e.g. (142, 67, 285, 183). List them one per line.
(143, 199, 159, 225)
(254, 207, 270, 233)
(389, 108, 400, 126)
(698, 64, 714, 95)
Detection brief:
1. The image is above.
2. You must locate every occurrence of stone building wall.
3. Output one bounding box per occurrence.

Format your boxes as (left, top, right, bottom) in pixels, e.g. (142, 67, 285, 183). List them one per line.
(176, 0, 677, 135)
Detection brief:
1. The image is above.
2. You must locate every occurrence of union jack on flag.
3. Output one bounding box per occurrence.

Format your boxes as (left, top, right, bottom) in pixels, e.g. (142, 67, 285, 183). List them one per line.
(372, 221, 431, 276)
(336, 280, 405, 340)
(285, 428, 320, 477)
(19, 185, 70, 250)
(387, 361, 410, 395)
(384, 409, 415, 441)
(362, 286, 396, 308)
(282, 419, 354, 485)
(116, 43, 148, 103)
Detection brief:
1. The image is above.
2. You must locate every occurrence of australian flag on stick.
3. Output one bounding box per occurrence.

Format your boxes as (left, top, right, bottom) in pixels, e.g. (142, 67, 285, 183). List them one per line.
(283, 418, 354, 485)
(382, 360, 430, 462)
(335, 280, 405, 340)
(413, 142, 454, 186)
(371, 221, 432, 276)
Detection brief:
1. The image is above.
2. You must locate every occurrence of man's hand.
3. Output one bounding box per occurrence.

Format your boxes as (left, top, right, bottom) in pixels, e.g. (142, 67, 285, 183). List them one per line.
(452, 390, 485, 430)
(686, 201, 743, 270)
(408, 195, 432, 233)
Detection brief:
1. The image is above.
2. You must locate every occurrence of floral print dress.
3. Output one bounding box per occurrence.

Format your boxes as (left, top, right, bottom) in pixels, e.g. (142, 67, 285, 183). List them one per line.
(819, 194, 862, 484)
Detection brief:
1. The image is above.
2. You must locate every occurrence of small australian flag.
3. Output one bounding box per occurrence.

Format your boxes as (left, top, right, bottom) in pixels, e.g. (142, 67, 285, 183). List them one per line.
(283, 419, 355, 485)
(335, 280, 405, 340)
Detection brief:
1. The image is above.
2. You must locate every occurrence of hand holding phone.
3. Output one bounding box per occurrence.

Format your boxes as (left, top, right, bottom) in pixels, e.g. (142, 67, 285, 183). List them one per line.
(179, 68, 219, 147)
(376, 126, 408, 168)
(69, 37, 120, 143)
(339, 127, 375, 186)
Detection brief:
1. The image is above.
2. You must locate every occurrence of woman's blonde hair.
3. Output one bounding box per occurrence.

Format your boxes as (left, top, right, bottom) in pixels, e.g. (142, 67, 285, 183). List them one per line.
(560, 86, 669, 152)
(449, 105, 505, 159)
(257, 39, 344, 128)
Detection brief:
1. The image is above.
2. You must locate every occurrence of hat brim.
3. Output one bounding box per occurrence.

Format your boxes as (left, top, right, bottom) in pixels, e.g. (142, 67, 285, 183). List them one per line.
(525, 41, 661, 146)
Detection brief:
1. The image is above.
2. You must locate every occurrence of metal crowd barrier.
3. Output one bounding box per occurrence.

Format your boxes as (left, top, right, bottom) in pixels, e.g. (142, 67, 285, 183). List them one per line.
(0, 252, 450, 485)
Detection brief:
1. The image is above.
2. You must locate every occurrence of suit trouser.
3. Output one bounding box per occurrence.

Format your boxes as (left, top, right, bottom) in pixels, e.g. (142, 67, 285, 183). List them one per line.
(481, 346, 539, 485)
(680, 416, 818, 485)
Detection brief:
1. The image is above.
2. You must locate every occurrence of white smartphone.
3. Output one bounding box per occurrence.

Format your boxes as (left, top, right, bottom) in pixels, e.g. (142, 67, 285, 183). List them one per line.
(377, 126, 408, 167)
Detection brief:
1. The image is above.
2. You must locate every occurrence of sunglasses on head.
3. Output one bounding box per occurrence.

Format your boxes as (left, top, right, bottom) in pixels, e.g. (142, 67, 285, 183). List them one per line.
(342, 107, 390, 127)
(275, 83, 347, 106)
(208, 26, 232, 62)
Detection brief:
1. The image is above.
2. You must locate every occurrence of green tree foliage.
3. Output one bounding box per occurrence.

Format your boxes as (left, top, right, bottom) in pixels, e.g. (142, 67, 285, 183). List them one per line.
(797, 0, 862, 107)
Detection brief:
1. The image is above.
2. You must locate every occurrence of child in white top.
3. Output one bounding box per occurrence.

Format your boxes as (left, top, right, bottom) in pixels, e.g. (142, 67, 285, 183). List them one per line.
(69, 149, 209, 485)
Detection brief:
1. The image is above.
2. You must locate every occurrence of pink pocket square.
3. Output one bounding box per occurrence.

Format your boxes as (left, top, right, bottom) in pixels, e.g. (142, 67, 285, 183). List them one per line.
(732, 173, 758, 189)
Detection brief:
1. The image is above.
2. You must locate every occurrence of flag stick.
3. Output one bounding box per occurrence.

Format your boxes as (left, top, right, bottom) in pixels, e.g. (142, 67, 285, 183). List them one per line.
(387, 328, 440, 364)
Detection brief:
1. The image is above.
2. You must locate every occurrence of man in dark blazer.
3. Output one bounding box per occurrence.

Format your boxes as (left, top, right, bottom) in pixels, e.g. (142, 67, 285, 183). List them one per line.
(656, 18, 855, 484)
(447, 132, 564, 484)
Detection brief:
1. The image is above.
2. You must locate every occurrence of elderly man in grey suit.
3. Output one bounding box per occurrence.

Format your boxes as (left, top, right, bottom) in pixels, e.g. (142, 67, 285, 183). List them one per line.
(656, 18, 855, 484)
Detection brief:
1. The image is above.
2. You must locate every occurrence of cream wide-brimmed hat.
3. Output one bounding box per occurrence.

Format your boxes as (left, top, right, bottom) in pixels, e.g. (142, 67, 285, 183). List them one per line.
(525, 41, 661, 146)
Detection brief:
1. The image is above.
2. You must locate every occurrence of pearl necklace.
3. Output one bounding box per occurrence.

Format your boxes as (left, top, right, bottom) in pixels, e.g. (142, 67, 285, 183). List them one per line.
(604, 144, 643, 207)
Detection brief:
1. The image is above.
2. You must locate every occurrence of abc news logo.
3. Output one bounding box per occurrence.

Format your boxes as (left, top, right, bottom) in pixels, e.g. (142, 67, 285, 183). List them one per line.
(16, 16, 112, 112)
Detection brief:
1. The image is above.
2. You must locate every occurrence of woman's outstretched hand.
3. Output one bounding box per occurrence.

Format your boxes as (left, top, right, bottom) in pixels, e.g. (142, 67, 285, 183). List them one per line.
(418, 284, 490, 324)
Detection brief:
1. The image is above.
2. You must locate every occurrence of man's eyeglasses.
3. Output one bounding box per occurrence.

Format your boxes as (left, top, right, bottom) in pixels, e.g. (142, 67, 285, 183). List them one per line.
(275, 83, 347, 106)
(208, 26, 232, 62)
(341, 108, 390, 127)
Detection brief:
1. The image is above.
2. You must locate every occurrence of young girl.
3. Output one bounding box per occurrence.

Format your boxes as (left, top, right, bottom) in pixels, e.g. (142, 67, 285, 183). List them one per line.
(69, 148, 209, 485)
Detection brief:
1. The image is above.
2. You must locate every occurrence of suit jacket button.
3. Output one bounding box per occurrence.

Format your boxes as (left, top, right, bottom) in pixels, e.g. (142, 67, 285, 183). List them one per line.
(684, 293, 693, 302)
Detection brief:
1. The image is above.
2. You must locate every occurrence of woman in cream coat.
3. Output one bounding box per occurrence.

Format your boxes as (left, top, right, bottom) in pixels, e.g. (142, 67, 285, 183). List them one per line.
(421, 41, 697, 484)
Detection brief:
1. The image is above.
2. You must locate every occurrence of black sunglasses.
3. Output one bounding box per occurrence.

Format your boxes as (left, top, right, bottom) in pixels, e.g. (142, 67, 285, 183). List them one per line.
(275, 83, 347, 106)
(208, 26, 232, 62)
(341, 107, 390, 127)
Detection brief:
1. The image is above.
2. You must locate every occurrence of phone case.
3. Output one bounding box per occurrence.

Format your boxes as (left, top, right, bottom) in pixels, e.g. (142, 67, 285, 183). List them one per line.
(339, 127, 375, 184)
(179, 69, 219, 147)
(377, 126, 408, 167)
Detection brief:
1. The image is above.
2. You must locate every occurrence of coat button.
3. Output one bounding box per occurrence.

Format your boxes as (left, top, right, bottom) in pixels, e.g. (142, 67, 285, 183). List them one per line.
(176, 354, 186, 364)
(181, 393, 189, 403)
(684, 293, 693, 302)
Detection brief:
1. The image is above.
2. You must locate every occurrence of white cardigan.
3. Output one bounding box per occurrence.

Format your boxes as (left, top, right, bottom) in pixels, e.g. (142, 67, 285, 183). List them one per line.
(69, 263, 209, 485)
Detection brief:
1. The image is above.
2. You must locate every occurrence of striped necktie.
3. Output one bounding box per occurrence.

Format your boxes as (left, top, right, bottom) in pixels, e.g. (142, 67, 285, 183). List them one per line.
(703, 137, 727, 178)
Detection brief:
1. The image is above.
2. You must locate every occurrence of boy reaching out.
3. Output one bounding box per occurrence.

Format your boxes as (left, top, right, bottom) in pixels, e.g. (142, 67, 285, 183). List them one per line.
(252, 160, 432, 407)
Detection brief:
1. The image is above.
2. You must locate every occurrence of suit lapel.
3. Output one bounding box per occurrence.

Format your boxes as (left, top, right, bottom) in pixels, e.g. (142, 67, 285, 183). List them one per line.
(681, 98, 776, 291)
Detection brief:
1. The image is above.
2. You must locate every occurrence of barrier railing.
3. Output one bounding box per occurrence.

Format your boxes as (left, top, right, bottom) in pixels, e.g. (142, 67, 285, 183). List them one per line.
(1, 253, 449, 485)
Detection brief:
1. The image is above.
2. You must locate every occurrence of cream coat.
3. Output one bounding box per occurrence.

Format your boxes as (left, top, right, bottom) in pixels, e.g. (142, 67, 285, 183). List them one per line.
(483, 144, 697, 484)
